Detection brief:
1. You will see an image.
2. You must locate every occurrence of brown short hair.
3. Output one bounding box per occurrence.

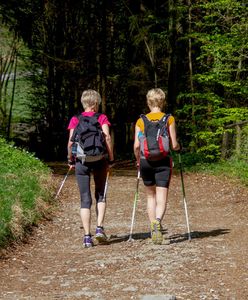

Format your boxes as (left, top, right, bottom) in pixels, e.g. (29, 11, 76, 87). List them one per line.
(146, 88, 166, 109)
(81, 89, 101, 109)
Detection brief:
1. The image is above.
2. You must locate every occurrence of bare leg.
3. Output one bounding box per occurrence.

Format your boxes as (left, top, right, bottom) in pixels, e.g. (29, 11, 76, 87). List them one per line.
(146, 185, 165, 245)
(145, 185, 156, 222)
(80, 208, 91, 235)
(155, 186, 169, 221)
(96, 202, 106, 227)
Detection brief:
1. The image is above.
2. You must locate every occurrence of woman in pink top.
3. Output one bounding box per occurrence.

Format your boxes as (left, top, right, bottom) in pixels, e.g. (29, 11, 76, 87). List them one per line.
(67, 89, 114, 248)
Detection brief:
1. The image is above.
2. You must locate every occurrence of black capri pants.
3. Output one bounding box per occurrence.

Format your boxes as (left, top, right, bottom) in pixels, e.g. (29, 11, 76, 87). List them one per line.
(75, 159, 108, 209)
(140, 156, 172, 188)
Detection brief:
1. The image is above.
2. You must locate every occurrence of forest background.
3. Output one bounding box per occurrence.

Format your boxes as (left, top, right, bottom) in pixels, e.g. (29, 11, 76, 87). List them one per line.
(0, 0, 247, 167)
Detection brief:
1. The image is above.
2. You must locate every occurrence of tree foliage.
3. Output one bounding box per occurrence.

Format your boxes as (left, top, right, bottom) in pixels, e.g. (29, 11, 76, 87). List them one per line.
(0, 0, 247, 162)
(177, 0, 248, 161)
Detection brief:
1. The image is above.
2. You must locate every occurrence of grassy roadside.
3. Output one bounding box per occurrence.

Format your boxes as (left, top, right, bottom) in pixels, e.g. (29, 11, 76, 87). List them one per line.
(191, 159, 248, 187)
(0, 138, 55, 249)
(173, 153, 248, 187)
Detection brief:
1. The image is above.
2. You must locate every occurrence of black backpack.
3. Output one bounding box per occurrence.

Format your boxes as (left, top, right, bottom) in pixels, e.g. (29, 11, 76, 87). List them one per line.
(139, 114, 171, 161)
(71, 113, 106, 162)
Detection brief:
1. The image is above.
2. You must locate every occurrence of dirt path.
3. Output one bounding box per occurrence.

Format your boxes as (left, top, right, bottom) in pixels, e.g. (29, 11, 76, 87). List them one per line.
(0, 164, 248, 300)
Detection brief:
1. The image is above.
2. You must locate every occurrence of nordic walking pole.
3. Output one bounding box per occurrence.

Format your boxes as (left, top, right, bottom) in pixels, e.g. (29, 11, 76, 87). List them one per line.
(178, 153, 191, 241)
(103, 170, 110, 202)
(128, 170, 140, 242)
(55, 165, 73, 199)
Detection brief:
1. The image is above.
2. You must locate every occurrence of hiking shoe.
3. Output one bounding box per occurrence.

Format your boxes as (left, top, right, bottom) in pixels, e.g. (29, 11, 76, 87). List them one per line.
(151, 220, 163, 245)
(83, 235, 93, 248)
(95, 227, 108, 243)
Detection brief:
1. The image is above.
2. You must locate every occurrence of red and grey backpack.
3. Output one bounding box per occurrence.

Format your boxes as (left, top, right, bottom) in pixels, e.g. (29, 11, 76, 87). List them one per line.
(139, 114, 171, 161)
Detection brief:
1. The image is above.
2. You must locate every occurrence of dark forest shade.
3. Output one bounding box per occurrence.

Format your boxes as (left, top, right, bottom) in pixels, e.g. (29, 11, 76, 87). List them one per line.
(0, 0, 247, 161)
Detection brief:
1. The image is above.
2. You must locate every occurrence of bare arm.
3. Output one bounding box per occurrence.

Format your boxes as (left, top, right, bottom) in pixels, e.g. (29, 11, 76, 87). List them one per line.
(67, 129, 74, 161)
(133, 125, 141, 164)
(102, 124, 114, 161)
(169, 120, 180, 151)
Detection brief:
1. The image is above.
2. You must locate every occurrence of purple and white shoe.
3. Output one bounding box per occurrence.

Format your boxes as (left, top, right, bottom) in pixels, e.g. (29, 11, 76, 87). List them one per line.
(83, 235, 93, 248)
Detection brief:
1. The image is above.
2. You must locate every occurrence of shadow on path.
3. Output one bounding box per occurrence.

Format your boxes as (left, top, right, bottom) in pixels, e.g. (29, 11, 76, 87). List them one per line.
(106, 228, 230, 245)
(107, 232, 151, 244)
(169, 228, 230, 244)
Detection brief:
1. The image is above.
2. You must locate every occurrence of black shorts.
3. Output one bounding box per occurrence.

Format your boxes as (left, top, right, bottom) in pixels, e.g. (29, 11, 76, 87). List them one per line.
(140, 157, 172, 188)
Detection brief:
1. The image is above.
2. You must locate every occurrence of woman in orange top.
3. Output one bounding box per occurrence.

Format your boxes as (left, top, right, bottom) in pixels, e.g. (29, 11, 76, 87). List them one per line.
(134, 88, 180, 245)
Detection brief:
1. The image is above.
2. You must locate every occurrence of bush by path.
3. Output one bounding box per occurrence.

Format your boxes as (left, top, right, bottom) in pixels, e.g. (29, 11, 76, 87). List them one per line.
(0, 138, 54, 248)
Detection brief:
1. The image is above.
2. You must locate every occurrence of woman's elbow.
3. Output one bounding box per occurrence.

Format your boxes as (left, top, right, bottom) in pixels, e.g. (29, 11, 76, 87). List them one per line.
(133, 141, 140, 152)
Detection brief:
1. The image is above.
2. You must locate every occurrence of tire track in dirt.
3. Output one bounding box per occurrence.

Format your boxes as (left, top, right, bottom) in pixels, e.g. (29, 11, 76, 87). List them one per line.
(0, 168, 247, 299)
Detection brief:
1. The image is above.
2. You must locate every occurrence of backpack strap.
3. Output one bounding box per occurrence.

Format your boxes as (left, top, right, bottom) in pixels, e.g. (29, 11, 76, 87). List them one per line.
(159, 114, 171, 127)
(76, 112, 102, 121)
(140, 114, 171, 133)
(91, 113, 102, 127)
(140, 114, 151, 135)
(74, 113, 103, 129)
(77, 114, 85, 122)
(140, 113, 171, 124)
(93, 112, 102, 120)
(140, 114, 149, 124)
(71, 113, 103, 142)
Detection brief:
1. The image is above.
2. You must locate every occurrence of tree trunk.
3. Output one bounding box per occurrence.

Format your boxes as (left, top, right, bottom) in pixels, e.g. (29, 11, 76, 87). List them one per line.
(167, 0, 178, 112)
(7, 53, 18, 140)
(235, 124, 241, 156)
(0, 39, 16, 136)
(221, 131, 229, 159)
(188, 0, 195, 125)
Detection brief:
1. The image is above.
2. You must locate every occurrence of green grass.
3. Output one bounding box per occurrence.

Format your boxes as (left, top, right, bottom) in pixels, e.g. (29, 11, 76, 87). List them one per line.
(173, 152, 248, 186)
(193, 159, 248, 186)
(0, 137, 54, 248)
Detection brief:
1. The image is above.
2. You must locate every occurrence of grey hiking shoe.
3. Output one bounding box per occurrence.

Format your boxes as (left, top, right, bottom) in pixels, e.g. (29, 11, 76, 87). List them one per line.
(151, 220, 163, 245)
(95, 227, 108, 243)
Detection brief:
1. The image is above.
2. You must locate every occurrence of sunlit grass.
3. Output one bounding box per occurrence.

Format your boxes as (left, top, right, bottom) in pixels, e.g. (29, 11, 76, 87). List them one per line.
(174, 152, 248, 186)
(194, 159, 248, 186)
(0, 138, 54, 248)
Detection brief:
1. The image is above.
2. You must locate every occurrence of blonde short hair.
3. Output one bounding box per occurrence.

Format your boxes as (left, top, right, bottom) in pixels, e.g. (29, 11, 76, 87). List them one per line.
(146, 88, 166, 109)
(81, 89, 102, 109)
